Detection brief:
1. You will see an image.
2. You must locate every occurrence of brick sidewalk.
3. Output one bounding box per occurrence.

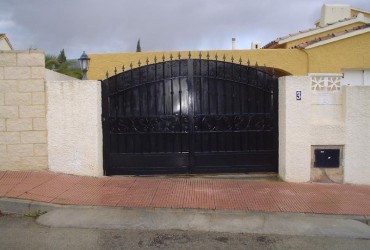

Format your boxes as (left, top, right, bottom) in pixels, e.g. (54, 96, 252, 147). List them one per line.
(0, 171, 369, 216)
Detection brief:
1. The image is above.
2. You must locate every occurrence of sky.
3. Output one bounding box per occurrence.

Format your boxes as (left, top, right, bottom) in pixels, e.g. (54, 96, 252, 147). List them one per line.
(1, 0, 370, 59)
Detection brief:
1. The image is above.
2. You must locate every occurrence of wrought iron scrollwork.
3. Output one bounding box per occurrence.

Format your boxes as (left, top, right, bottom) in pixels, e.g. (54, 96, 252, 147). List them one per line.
(110, 116, 189, 133)
(194, 115, 273, 132)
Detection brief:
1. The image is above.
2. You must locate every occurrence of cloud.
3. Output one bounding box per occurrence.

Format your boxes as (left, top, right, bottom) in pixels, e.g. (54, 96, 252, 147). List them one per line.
(1, 0, 370, 58)
(0, 19, 16, 29)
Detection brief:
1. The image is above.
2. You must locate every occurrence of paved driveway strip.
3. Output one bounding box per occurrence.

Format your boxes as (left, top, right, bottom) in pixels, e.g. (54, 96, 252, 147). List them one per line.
(0, 171, 370, 216)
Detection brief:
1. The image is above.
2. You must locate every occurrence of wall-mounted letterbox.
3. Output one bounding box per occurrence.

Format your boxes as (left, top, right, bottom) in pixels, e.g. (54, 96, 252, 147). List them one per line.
(314, 149, 340, 168)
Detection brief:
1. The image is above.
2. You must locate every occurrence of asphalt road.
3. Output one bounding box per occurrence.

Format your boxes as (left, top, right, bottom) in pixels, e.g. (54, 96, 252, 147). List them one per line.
(1, 214, 369, 250)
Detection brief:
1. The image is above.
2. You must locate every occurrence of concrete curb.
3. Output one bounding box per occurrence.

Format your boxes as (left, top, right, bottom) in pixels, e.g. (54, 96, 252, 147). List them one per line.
(0, 198, 63, 215)
(1, 197, 369, 226)
(36, 206, 370, 239)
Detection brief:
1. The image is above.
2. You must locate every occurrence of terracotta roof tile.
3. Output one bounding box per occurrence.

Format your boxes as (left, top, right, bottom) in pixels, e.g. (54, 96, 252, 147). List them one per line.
(291, 23, 370, 49)
(262, 16, 358, 49)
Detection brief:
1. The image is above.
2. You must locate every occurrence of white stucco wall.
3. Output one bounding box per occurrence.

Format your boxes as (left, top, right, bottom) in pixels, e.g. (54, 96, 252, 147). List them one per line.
(47, 80, 103, 177)
(279, 76, 311, 182)
(343, 86, 370, 184)
(319, 4, 350, 26)
(280, 76, 370, 184)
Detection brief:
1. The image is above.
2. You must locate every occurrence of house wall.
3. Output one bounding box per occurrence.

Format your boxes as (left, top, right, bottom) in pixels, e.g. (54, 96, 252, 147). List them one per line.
(0, 39, 12, 51)
(87, 49, 308, 80)
(87, 31, 370, 80)
(279, 76, 370, 185)
(343, 86, 370, 184)
(0, 50, 47, 171)
(306, 32, 370, 73)
(351, 9, 370, 19)
(342, 69, 370, 86)
(47, 80, 103, 177)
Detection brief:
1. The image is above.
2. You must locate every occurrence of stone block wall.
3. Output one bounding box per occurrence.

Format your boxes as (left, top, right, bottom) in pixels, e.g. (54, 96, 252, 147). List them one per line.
(0, 50, 47, 171)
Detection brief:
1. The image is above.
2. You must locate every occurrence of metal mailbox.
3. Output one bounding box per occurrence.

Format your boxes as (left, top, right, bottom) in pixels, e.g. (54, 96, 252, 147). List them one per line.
(314, 149, 340, 168)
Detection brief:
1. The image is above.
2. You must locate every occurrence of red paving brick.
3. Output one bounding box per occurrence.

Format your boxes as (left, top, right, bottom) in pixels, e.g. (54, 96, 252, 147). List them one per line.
(1, 171, 370, 216)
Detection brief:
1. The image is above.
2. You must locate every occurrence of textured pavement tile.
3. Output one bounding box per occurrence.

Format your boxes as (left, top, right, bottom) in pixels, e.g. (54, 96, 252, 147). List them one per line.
(1, 171, 370, 216)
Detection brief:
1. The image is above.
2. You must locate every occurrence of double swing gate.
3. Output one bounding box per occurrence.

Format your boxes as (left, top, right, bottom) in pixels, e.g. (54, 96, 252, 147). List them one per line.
(102, 54, 278, 175)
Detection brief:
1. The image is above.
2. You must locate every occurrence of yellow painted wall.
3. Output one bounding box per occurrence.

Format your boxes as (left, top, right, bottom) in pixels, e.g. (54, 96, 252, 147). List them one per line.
(88, 49, 307, 80)
(87, 31, 369, 79)
(305, 31, 370, 73)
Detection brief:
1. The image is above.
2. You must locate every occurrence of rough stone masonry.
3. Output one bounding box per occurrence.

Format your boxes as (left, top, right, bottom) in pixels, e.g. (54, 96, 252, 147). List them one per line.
(0, 51, 47, 171)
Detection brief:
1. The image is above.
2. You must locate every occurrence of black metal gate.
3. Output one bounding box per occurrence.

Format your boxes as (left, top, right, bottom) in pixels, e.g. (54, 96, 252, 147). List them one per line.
(102, 55, 278, 175)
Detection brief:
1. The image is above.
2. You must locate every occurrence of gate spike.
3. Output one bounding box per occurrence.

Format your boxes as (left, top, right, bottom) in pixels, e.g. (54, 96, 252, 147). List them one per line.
(231, 55, 234, 63)
(188, 51, 191, 59)
(138, 59, 141, 67)
(255, 61, 258, 67)
(130, 62, 133, 69)
(215, 53, 218, 61)
(154, 56, 157, 63)
(239, 57, 242, 64)
(106, 71, 109, 79)
(170, 53, 173, 61)
(178, 52, 181, 60)
(162, 54, 165, 62)
(122, 64, 125, 72)
(247, 59, 250, 66)
(206, 51, 210, 60)
(114, 67, 117, 75)
(146, 57, 149, 65)
(199, 51, 202, 59)
(222, 54, 226, 61)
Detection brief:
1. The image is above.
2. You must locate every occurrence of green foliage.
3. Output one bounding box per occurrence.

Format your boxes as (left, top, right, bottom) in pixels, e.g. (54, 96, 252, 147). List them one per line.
(45, 55, 60, 70)
(24, 210, 47, 218)
(57, 49, 67, 63)
(136, 39, 141, 52)
(45, 52, 83, 79)
(57, 61, 83, 79)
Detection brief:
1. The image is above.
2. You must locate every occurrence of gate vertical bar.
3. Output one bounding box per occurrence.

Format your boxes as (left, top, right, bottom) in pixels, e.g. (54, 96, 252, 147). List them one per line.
(246, 64, 250, 151)
(187, 59, 195, 169)
(207, 57, 211, 152)
(146, 59, 151, 153)
(114, 68, 120, 154)
(215, 56, 219, 152)
(178, 58, 183, 152)
(102, 80, 110, 175)
(169, 56, 175, 152)
(272, 75, 279, 169)
(239, 58, 243, 151)
(199, 55, 203, 152)
(138, 61, 144, 153)
(222, 57, 227, 151)
(231, 57, 235, 151)
(162, 58, 167, 152)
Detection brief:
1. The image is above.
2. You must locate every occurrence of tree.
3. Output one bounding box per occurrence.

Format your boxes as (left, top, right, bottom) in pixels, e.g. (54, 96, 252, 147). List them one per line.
(45, 52, 83, 79)
(45, 55, 60, 70)
(136, 39, 141, 52)
(57, 49, 67, 63)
